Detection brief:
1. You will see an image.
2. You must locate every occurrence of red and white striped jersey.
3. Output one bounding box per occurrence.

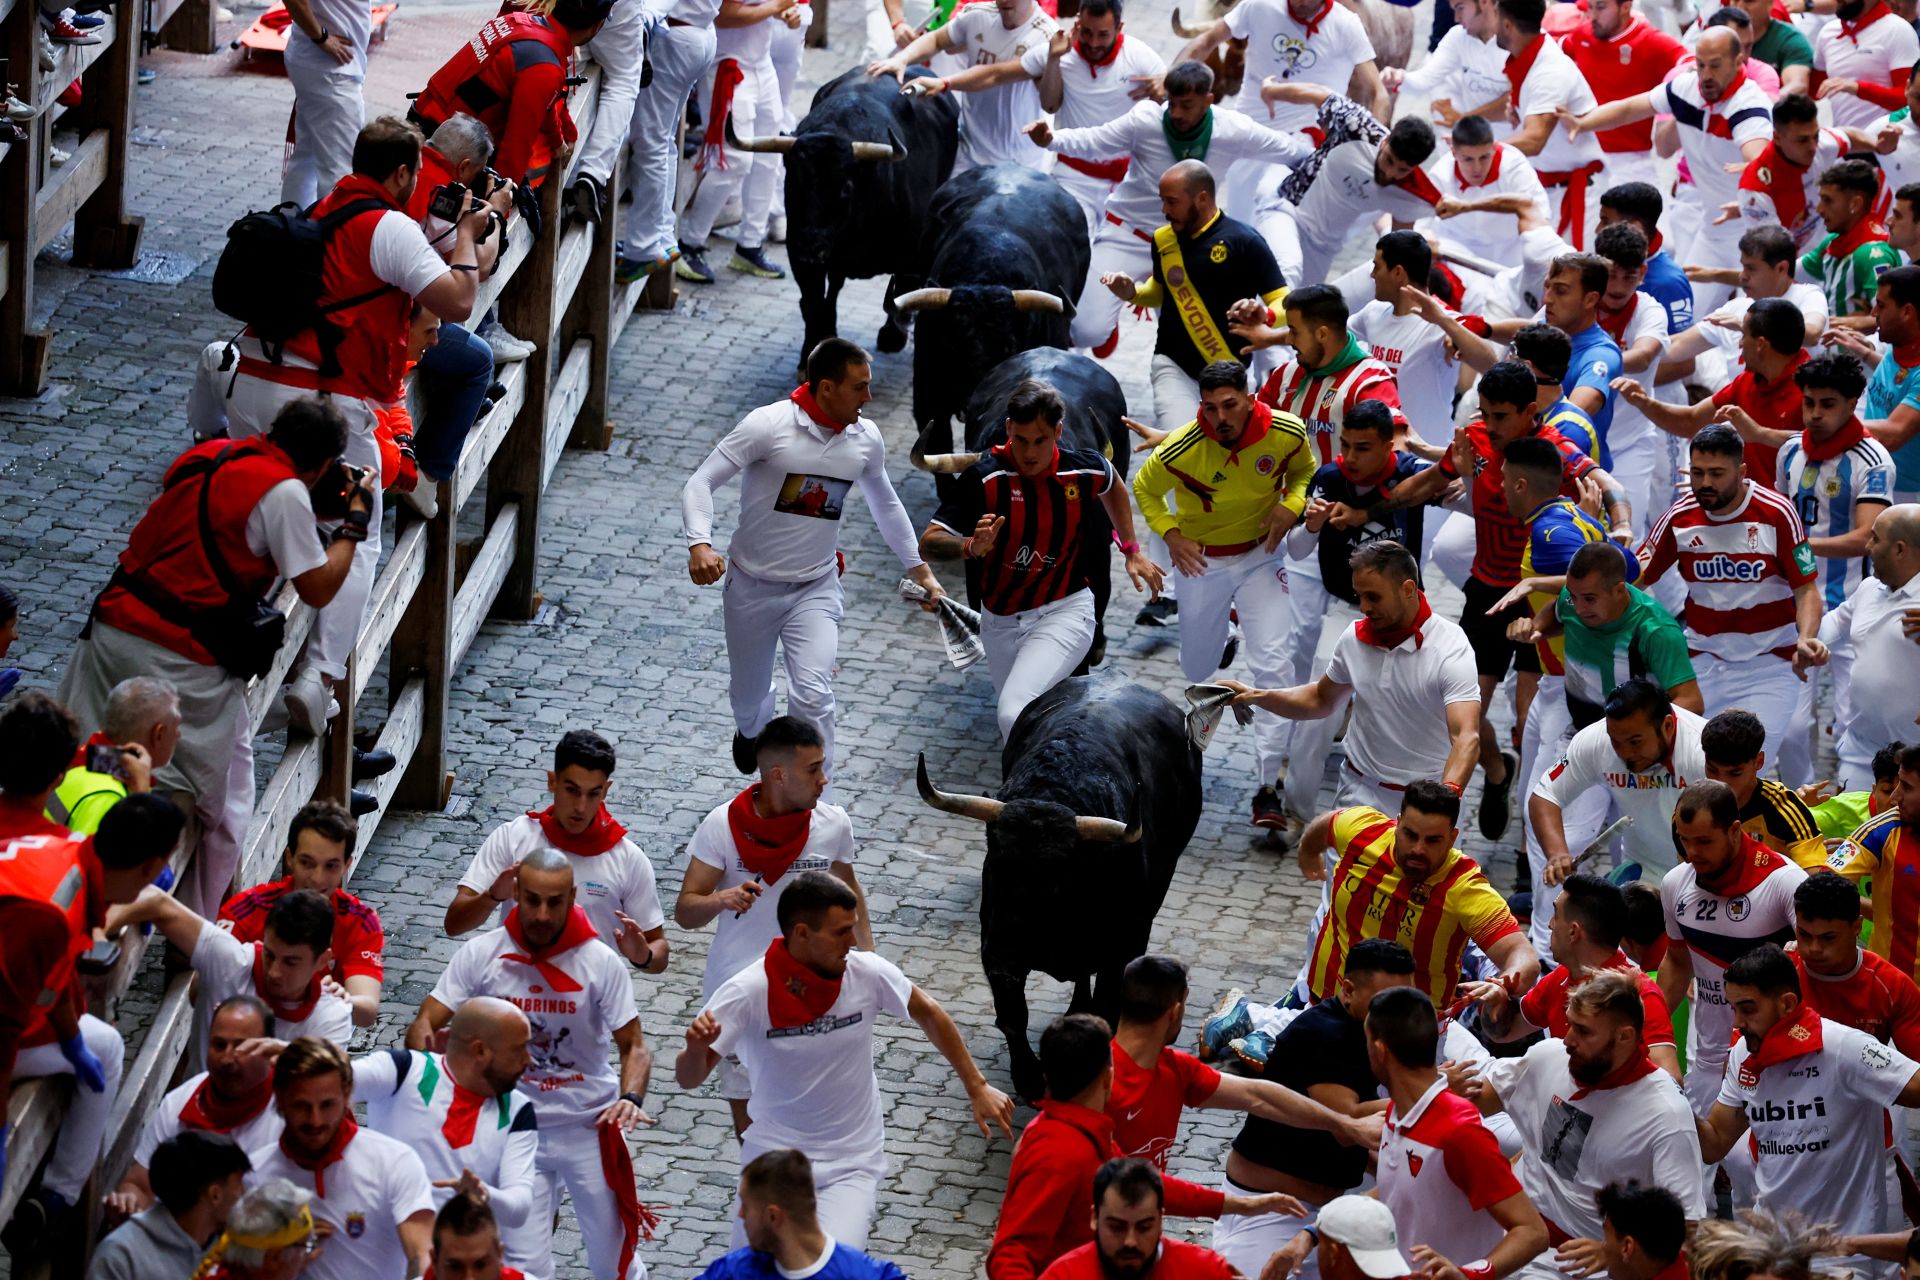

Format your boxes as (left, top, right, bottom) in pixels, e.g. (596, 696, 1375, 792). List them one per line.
(1257, 353, 1408, 464)
(1639, 481, 1817, 662)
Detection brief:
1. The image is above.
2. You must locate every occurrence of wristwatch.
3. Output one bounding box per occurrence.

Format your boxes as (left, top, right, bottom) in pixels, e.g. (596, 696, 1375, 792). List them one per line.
(619, 1091, 646, 1109)
(312, 25, 330, 41)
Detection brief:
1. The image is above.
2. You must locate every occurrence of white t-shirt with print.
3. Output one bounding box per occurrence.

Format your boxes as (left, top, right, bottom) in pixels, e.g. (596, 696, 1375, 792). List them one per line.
(945, 3, 1059, 170)
(457, 814, 666, 950)
(247, 1128, 435, 1280)
(1225, 0, 1375, 132)
(1351, 299, 1459, 446)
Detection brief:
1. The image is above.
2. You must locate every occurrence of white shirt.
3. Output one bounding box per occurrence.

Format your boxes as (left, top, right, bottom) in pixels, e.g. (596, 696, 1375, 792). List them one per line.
(283, 0, 373, 71)
(1648, 73, 1773, 212)
(682, 398, 926, 583)
(1323, 614, 1479, 785)
(1872, 108, 1920, 202)
(1037, 36, 1165, 134)
(1225, 0, 1376, 132)
(1287, 140, 1442, 272)
(1719, 1017, 1916, 1236)
(245, 481, 330, 580)
(133, 1072, 284, 1168)
(1378, 1076, 1518, 1268)
(1424, 143, 1550, 271)
(1597, 294, 1672, 457)
(1352, 300, 1459, 446)
(1815, 11, 1920, 130)
(1699, 287, 1830, 360)
(247, 1128, 435, 1280)
(1661, 849, 1806, 1080)
(1402, 28, 1511, 139)
(456, 814, 666, 951)
(1511, 35, 1603, 173)
(944, 3, 1059, 170)
(1479, 1038, 1707, 1249)
(1534, 706, 1711, 882)
(1048, 101, 1311, 233)
(704, 948, 915, 1170)
(354, 1049, 540, 1229)
(1820, 572, 1920, 761)
(428, 924, 638, 1128)
(190, 921, 355, 1049)
(686, 799, 857, 998)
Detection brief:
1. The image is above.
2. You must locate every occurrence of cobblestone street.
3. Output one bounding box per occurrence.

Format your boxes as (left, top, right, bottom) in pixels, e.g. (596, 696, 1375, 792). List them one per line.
(0, 0, 1525, 1273)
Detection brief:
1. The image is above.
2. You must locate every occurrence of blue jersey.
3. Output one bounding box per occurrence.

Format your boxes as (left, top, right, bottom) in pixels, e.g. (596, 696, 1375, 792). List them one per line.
(1640, 252, 1696, 334)
(1566, 323, 1624, 457)
(1306, 451, 1433, 605)
(1863, 351, 1920, 493)
(1776, 429, 1896, 607)
(696, 1244, 909, 1280)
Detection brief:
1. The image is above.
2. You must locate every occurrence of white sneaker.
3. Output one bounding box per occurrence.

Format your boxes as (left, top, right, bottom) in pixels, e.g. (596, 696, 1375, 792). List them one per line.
(399, 482, 439, 519)
(49, 144, 71, 167)
(37, 30, 56, 70)
(768, 212, 787, 244)
(283, 669, 337, 735)
(479, 322, 536, 364)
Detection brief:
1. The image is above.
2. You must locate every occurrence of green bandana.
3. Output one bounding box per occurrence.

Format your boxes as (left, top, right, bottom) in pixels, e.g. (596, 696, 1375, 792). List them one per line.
(1309, 332, 1369, 380)
(1161, 107, 1213, 163)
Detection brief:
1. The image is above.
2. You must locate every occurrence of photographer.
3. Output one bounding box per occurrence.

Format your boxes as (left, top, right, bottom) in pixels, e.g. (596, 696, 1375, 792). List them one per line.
(59, 398, 372, 914)
(47, 676, 181, 837)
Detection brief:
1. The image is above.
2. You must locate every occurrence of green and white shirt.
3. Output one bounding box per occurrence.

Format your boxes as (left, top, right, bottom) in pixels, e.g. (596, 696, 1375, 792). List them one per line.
(1557, 584, 1697, 729)
(1802, 219, 1904, 318)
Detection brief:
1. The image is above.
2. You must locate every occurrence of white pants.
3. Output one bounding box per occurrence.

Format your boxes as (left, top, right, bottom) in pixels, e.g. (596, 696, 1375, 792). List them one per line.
(520, 1121, 646, 1280)
(1283, 597, 1360, 822)
(1150, 354, 1200, 431)
(733, 1141, 881, 1249)
(680, 56, 782, 250)
(1521, 679, 1608, 959)
(1696, 651, 1809, 786)
(981, 590, 1096, 740)
(1427, 505, 1477, 590)
(1595, 151, 1660, 207)
(1055, 165, 1118, 241)
(723, 565, 842, 770)
(622, 22, 717, 262)
(579, 2, 651, 186)
(282, 43, 364, 208)
(1175, 546, 1293, 785)
(1673, 208, 1739, 315)
(1212, 1179, 1319, 1280)
(1255, 202, 1316, 295)
(1837, 738, 1881, 792)
(224, 376, 381, 682)
(1072, 224, 1153, 352)
(1608, 433, 1661, 540)
(14, 1015, 125, 1201)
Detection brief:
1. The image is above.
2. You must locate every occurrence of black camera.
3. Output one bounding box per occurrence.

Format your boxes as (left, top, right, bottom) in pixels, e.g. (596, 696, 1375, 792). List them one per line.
(309, 460, 371, 520)
(474, 167, 505, 200)
(428, 180, 470, 226)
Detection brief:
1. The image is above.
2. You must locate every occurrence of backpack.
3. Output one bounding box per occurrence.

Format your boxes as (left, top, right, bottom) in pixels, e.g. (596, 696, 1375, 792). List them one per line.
(211, 197, 394, 376)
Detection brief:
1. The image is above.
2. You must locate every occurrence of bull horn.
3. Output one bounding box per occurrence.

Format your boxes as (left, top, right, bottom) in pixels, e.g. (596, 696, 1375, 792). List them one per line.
(910, 444, 983, 473)
(1075, 815, 1142, 843)
(892, 287, 952, 314)
(917, 754, 1005, 822)
(1009, 289, 1067, 314)
(724, 115, 796, 154)
(1170, 7, 1206, 37)
(851, 139, 906, 162)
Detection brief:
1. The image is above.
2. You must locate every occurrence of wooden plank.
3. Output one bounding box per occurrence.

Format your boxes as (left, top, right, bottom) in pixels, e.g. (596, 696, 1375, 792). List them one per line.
(0, 238, 10, 304)
(561, 64, 603, 189)
(473, 218, 535, 320)
(158, 0, 218, 53)
(454, 361, 527, 514)
(146, 0, 192, 38)
(33, 130, 110, 255)
(542, 340, 593, 488)
(564, 166, 617, 451)
(42, 14, 120, 103)
(0, 1081, 68, 1224)
(97, 974, 194, 1187)
(609, 270, 653, 347)
(351, 519, 428, 707)
(389, 469, 453, 814)
(235, 734, 324, 893)
(549, 221, 593, 345)
(451, 503, 519, 671)
(71, 0, 144, 271)
(345, 677, 423, 859)
(245, 587, 316, 737)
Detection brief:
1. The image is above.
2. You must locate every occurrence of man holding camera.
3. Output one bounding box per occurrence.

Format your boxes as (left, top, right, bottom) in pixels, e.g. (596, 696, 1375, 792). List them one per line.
(58, 399, 373, 914)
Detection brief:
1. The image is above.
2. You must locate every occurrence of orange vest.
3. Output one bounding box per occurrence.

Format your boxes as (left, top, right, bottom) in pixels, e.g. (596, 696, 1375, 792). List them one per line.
(0, 811, 98, 1044)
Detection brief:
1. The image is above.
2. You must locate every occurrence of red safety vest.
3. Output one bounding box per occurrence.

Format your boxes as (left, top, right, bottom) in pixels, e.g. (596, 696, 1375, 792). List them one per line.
(0, 811, 100, 1045)
(413, 12, 575, 168)
(93, 437, 300, 667)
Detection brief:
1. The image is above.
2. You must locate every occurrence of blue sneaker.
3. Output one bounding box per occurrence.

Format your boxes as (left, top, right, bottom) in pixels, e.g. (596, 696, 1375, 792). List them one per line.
(674, 242, 715, 284)
(614, 246, 678, 286)
(1198, 988, 1250, 1062)
(1229, 1031, 1276, 1070)
(729, 244, 785, 279)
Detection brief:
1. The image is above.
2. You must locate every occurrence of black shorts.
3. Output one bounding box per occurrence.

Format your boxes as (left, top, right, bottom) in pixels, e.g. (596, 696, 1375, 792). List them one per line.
(1459, 574, 1541, 681)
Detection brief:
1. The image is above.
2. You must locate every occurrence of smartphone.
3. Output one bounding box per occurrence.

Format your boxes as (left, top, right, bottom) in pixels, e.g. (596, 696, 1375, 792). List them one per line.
(86, 743, 129, 781)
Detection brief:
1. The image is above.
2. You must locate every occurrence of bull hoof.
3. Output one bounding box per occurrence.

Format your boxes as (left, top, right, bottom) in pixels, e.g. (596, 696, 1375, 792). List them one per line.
(875, 318, 908, 355)
(1011, 1057, 1047, 1106)
(1087, 626, 1107, 667)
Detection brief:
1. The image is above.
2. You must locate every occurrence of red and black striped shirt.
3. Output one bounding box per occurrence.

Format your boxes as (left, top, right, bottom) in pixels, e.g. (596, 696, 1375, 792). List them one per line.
(931, 444, 1116, 617)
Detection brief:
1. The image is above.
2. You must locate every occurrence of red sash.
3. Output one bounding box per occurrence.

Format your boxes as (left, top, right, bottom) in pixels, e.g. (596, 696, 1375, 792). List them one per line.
(252, 945, 322, 1023)
(279, 1114, 358, 1197)
(179, 1075, 275, 1133)
(1737, 1003, 1823, 1086)
(1355, 592, 1434, 650)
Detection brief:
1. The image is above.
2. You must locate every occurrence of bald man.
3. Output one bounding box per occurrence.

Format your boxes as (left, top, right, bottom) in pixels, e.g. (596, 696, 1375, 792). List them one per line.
(358, 997, 542, 1272)
(408, 851, 654, 1280)
(1820, 503, 1920, 788)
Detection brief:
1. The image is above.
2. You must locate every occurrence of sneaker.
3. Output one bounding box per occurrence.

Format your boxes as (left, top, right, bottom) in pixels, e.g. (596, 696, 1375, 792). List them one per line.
(1135, 597, 1177, 627)
(568, 172, 605, 224)
(37, 29, 57, 70)
(1220, 619, 1241, 670)
(399, 482, 439, 519)
(674, 243, 715, 284)
(283, 669, 337, 736)
(1198, 988, 1250, 1062)
(728, 244, 785, 279)
(1229, 1031, 1276, 1070)
(614, 248, 677, 286)
(352, 748, 397, 781)
(65, 10, 106, 27)
(49, 144, 71, 166)
(3, 94, 31, 121)
(479, 322, 536, 364)
(1478, 748, 1519, 842)
(768, 212, 787, 243)
(44, 13, 100, 42)
(348, 786, 379, 817)
(732, 731, 758, 775)
(1251, 784, 1286, 830)
(2, 1189, 72, 1262)
(136, 66, 155, 83)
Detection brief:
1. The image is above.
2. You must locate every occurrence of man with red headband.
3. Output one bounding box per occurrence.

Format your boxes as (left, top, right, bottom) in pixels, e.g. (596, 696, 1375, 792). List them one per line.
(674, 716, 871, 1137)
(412, 849, 655, 1280)
(446, 729, 668, 974)
(676, 870, 1014, 1252)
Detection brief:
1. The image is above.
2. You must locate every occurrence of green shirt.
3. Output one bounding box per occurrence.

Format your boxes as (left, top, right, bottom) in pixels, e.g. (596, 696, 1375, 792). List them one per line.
(1751, 18, 1813, 70)
(1812, 792, 1874, 842)
(1556, 584, 1697, 729)
(46, 764, 125, 837)
(1803, 230, 1905, 319)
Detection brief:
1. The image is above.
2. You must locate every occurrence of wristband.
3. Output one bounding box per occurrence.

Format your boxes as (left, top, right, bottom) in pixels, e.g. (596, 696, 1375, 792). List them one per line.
(1443, 781, 1465, 797)
(961, 536, 976, 559)
(1462, 1263, 1494, 1280)
(1114, 536, 1141, 555)
(1301, 1226, 1320, 1246)
(619, 1091, 647, 1109)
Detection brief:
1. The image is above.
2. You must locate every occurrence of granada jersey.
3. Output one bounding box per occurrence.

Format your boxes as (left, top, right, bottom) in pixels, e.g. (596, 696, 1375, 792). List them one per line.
(1440, 422, 1599, 587)
(1638, 481, 1818, 663)
(1377, 1077, 1522, 1269)
(219, 879, 385, 983)
(1258, 350, 1408, 465)
(1106, 1042, 1222, 1170)
(1802, 223, 1904, 319)
(1560, 16, 1686, 153)
(1794, 948, 1920, 1058)
(1660, 839, 1806, 1076)
(1519, 952, 1676, 1047)
(354, 1049, 540, 1216)
(1777, 431, 1896, 607)
(929, 444, 1118, 616)
(1718, 1018, 1915, 1236)
(1739, 131, 1851, 252)
(456, 814, 665, 952)
(428, 926, 637, 1127)
(1648, 72, 1774, 210)
(1306, 806, 1522, 1006)
(1740, 778, 1829, 871)
(133, 1072, 284, 1169)
(1832, 811, 1920, 982)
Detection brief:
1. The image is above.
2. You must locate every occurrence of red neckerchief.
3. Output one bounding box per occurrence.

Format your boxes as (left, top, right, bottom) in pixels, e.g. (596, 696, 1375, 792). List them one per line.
(1356, 592, 1434, 650)
(1839, 1, 1894, 40)
(791, 383, 847, 434)
(441, 1067, 491, 1150)
(1506, 34, 1548, 108)
(501, 905, 598, 993)
(1702, 70, 1750, 139)
(1202, 398, 1273, 458)
(1394, 163, 1444, 206)
(251, 944, 323, 1022)
(1650, 1257, 1691, 1280)
(1803, 415, 1870, 464)
(179, 1073, 275, 1133)
(279, 1114, 358, 1197)
(1699, 833, 1790, 900)
(1737, 1002, 1824, 1086)
(1597, 292, 1638, 342)
(1648, 230, 1665, 256)
(529, 804, 627, 857)
(1077, 31, 1123, 72)
(1333, 449, 1399, 488)
(1826, 217, 1889, 260)
(1454, 145, 1504, 191)
(726, 785, 813, 885)
(1567, 1045, 1659, 1100)
(1291, 0, 1335, 36)
(68, 731, 116, 771)
(763, 937, 843, 1029)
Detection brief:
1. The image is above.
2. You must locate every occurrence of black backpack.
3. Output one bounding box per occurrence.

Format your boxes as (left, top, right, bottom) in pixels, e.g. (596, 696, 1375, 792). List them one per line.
(211, 197, 395, 376)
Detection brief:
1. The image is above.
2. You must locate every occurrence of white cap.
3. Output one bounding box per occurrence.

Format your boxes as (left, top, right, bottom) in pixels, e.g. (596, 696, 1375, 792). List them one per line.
(1316, 1196, 1411, 1280)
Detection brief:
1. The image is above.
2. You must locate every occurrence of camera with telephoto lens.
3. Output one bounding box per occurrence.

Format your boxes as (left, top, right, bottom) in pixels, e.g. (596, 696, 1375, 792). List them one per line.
(309, 459, 371, 520)
(428, 179, 470, 226)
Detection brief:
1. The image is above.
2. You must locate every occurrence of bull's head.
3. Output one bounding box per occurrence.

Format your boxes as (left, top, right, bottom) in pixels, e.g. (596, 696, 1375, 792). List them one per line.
(755, 120, 907, 266)
(916, 754, 1135, 841)
(892, 285, 1073, 409)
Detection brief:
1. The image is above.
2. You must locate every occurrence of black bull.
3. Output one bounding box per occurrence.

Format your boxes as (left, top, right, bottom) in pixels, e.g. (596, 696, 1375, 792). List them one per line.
(910, 349, 1132, 665)
(918, 679, 1203, 1102)
(729, 67, 959, 376)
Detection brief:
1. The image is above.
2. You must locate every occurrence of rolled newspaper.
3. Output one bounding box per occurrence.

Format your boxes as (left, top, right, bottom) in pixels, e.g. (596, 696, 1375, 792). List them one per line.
(898, 578, 985, 671)
(1182, 683, 1256, 752)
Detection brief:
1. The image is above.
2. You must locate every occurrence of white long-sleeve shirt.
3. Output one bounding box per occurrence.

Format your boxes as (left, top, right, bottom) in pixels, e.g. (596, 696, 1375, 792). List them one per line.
(681, 397, 925, 582)
(1400, 27, 1511, 139)
(1046, 101, 1311, 233)
(1820, 571, 1920, 763)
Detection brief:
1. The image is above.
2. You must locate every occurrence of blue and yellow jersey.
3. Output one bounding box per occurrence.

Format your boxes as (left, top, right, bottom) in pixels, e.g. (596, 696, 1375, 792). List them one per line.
(1832, 810, 1920, 980)
(1543, 398, 1603, 466)
(1521, 497, 1630, 673)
